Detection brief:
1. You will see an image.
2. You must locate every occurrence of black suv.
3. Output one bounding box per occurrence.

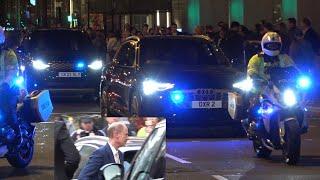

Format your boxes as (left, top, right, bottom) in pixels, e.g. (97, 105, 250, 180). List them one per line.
(100, 35, 245, 136)
(20, 29, 103, 97)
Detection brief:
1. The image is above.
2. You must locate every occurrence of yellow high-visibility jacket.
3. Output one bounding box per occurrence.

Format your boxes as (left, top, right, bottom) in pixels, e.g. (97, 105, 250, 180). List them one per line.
(247, 53, 295, 80)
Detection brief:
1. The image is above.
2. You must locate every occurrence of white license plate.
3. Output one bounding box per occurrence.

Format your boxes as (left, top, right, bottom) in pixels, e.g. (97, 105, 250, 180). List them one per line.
(58, 72, 81, 77)
(191, 101, 222, 109)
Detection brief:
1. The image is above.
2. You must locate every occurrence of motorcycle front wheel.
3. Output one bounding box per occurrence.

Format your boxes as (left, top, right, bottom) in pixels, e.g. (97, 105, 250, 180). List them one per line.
(7, 138, 34, 168)
(253, 138, 272, 158)
(283, 120, 301, 165)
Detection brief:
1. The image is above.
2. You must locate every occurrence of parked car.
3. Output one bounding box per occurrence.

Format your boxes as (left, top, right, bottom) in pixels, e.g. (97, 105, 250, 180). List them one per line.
(19, 29, 103, 98)
(100, 35, 246, 137)
(101, 120, 166, 180)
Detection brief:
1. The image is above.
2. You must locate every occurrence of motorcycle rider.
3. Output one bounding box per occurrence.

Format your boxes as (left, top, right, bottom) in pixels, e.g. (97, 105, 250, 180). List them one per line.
(243, 31, 307, 137)
(0, 28, 22, 146)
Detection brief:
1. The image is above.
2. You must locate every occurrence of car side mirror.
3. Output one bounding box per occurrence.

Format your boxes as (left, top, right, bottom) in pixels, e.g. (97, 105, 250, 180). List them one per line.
(100, 163, 124, 180)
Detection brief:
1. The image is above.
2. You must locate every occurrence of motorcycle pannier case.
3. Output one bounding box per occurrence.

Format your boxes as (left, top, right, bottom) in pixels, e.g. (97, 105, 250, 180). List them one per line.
(22, 90, 53, 122)
(228, 92, 245, 120)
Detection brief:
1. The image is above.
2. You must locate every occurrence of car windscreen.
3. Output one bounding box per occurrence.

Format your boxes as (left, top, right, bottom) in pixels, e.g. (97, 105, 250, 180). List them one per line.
(26, 31, 94, 52)
(140, 39, 227, 66)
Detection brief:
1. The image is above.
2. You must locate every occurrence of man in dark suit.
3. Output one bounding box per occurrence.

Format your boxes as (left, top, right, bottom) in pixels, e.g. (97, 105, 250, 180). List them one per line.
(78, 122, 128, 180)
(55, 120, 81, 180)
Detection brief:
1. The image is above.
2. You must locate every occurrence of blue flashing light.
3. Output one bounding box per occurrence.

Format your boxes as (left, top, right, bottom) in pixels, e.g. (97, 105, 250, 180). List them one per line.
(258, 107, 274, 114)
(15, 76, 24, 87)
(297, 75, 312, 89)
(34, 83, 38, 87)
(76, 62, 85, 69)
(170, 91, 184, 104)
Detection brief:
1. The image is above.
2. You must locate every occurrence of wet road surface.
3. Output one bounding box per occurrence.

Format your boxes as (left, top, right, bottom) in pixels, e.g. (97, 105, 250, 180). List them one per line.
(166, 117, 320, 180)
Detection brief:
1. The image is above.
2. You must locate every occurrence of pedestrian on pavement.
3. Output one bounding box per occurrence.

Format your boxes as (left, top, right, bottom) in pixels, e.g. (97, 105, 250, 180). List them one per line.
(301, 17, 320, 55)
(170, 23, 182, 35)
(71, 116, 104, 142)
(78, 122, 128, 180)
(287, 17, 302, 42)
(278, 22, 291, 54)
(142, 24, 149, 36)
(106, 31, 121, 63)
(55, 120, 80, 180)
(289, 30, 315, 72)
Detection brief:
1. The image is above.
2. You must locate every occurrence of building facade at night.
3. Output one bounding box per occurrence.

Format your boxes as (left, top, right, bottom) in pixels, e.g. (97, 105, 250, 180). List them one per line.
(1, 0, 319, 33)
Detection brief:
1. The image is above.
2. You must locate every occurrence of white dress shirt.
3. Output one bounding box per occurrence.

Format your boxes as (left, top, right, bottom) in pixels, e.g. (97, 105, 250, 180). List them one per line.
(108, 142, 120, 164)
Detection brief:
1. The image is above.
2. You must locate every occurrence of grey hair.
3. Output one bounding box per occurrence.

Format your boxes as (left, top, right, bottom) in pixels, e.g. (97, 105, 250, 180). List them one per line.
(107, 122, 126, 138)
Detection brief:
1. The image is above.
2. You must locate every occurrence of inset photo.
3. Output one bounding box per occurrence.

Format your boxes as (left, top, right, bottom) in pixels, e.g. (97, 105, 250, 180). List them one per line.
(53, 115, 166, 180)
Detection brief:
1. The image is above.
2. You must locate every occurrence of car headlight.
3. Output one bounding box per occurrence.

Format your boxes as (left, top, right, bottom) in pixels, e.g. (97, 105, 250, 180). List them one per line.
(32, 59, 49, 70)
(88, 60, 103, 70)
(297, 75, 312, 89)
(143, 79, 175, 95)
(233, 77, 253, 91)
(283, 89, 297, 107)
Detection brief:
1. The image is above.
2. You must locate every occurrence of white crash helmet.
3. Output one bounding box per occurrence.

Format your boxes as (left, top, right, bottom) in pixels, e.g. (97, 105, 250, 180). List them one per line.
(261, 32, 282, 56)
(0, 26, 5, 45)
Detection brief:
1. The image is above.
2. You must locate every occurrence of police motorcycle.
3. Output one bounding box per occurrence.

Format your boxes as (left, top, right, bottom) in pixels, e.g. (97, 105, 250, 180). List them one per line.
(233, 66, 311, 165)
(0, 74, 53, 168)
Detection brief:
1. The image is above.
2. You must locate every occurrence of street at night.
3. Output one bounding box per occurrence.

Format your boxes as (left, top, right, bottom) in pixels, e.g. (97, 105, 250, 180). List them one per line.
(166, 112, 320, 180)
(2, 0, 320, 179)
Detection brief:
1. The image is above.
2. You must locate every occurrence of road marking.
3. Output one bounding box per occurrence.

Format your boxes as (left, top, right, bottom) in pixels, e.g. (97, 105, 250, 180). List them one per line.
(309, 125, 317, 128)
(212, 175, 229, 180)
(165, 153, 192, 164)
(191, 141, 200, 142)
(304, 139, 313, 141)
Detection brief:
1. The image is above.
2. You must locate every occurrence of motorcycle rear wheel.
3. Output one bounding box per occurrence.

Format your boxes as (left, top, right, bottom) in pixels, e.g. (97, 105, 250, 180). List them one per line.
(283, 120, 301, 165)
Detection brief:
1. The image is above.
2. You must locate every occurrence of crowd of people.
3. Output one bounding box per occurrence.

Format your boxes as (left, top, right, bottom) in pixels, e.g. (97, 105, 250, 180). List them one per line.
(54, 115, 160, 179)
(85, 17, 319, 72)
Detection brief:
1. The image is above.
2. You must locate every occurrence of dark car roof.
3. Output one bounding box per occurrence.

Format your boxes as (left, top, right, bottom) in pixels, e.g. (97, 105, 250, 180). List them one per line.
(29, 29, 87, 35)
(127, 35, 212, 43)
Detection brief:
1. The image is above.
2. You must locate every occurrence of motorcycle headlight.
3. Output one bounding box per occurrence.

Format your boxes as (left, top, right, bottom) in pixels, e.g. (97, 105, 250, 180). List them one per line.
(88, 60, 103, 70)
(143, 79, 175, 95)
(283, 89, 297, 107)
(297, 75, 312, 89)
(233, 78, 253, 92)
(32, 59, 49, 70)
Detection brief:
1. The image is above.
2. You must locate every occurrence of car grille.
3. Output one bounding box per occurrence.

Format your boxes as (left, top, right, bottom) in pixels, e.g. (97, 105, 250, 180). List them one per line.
(49, 61, 74, 71)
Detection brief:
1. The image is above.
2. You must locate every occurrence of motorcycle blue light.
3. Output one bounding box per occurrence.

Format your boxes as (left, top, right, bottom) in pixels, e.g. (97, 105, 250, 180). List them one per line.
(76, 62, 85, 69)
(258, 107, 274, 114)
(15, 76, 24, 87)
(170, 91, 184, 104)
(297, 76, 311, 89)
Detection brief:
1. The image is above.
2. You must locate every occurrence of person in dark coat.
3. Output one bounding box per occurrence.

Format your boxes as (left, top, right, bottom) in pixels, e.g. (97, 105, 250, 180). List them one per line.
(55, 120, 80, 180)
(287, 18, 302, 41)
(301, 17, 320, 55)
(289, 30, 316, 72)
(78, 122, 128, 180)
